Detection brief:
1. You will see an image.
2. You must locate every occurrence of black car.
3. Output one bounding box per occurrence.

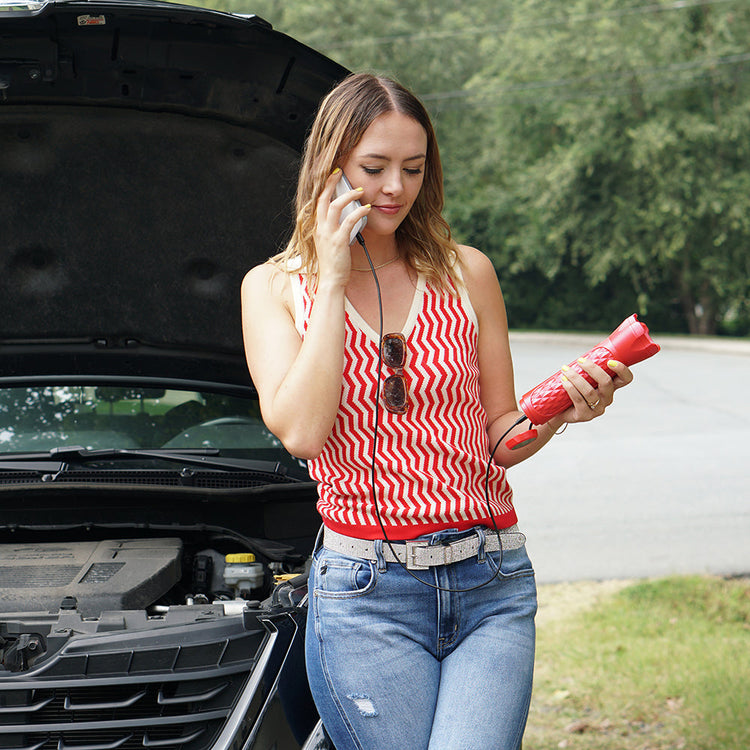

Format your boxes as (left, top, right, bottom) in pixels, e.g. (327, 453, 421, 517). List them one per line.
(0, 1, 347, 747)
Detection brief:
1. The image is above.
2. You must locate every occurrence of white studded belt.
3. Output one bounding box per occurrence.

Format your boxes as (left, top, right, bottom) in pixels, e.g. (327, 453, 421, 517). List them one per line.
(323, 525, 526, 570)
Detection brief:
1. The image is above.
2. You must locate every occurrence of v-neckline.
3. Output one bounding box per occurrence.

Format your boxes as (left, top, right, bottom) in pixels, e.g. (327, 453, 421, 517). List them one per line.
(344, 273, 426, 344)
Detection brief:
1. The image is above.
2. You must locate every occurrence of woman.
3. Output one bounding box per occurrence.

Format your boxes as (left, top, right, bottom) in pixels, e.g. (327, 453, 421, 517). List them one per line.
(241, 73, 633, 750)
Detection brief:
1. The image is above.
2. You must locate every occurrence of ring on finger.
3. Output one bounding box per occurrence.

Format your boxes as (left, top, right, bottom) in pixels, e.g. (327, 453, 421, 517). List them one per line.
(587, 398, 601, 410)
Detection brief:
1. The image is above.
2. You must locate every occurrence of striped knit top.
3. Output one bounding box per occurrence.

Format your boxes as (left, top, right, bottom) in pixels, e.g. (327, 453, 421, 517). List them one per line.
(290, 270, 517, 541)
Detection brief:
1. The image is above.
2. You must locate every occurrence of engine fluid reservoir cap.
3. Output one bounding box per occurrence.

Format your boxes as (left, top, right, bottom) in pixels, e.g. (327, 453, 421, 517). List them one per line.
(225, 553, 256, 563)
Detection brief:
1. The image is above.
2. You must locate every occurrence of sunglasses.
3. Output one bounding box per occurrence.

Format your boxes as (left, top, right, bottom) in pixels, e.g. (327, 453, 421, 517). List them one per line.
(381, 333, 409, 414)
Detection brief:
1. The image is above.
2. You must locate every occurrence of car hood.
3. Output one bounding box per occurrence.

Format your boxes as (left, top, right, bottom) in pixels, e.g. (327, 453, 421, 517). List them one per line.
(0, 0, 346, 389)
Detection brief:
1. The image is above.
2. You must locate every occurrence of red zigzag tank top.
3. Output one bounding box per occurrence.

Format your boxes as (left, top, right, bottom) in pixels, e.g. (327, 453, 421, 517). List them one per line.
(290, 270, 516, 540)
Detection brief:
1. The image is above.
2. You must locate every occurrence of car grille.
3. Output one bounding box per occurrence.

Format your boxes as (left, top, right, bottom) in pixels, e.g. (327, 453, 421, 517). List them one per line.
(0, 621, 273, 750)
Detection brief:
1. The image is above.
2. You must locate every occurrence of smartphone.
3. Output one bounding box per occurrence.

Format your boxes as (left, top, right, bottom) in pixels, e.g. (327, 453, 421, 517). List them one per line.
(334, 172, 367, 245)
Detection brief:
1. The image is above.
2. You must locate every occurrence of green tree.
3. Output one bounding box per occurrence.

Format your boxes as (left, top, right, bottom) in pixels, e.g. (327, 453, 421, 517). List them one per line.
(462, 0, 750, 334)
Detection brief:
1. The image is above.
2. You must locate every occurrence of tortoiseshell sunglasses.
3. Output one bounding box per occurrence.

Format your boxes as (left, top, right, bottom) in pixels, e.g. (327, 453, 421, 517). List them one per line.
(381, 333, 408, 414)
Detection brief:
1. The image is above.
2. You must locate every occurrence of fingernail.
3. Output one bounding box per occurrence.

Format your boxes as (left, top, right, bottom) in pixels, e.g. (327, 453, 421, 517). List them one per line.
(607, 360, 620, 368)
(356, 187, 364, 192)
(577, 357, 589, 364)
(561, 365, 570, 372)
(364, 204, 371, 209)
(332, 167, 341, 175)
(561, 374, 569, 382)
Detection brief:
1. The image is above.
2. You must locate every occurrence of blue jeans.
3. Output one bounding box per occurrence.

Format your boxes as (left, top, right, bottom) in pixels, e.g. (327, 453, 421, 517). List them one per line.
(305, 527, 538, 750)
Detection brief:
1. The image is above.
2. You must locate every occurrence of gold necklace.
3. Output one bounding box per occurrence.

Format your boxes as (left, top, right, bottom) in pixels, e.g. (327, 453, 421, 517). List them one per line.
(351, 256, 400, 272)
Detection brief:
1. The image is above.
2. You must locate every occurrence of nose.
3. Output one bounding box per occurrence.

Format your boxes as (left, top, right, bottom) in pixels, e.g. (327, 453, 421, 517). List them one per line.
(382, 168, 403, 196)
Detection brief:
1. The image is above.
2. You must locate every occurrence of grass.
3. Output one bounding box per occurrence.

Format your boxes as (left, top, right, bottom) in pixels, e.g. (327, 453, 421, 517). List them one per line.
(525, 576, 750, 750)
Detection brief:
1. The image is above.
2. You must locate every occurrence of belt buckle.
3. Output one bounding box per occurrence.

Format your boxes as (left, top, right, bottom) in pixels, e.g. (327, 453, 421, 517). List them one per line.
(404, 539, 430, 570)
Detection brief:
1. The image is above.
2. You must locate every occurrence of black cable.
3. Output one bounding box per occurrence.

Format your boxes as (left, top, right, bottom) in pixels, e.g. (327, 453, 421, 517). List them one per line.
(356, 232, 527, 592)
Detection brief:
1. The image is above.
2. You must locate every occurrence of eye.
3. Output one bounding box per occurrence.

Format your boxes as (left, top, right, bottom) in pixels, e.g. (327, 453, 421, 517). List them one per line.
(362, 167, 383, 175)
(404, 167, 423, 176)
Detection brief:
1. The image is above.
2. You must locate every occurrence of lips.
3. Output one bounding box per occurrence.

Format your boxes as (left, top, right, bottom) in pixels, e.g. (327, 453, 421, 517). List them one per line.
(373, 204, 402, 215)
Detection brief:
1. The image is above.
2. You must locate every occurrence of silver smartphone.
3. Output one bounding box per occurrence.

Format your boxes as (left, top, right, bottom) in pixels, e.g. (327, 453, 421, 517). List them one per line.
(334, 172, 367, 245)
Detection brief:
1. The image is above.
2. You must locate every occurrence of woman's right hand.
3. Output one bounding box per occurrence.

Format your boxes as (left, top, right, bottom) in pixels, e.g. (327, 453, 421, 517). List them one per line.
(313, 169, 370, 285)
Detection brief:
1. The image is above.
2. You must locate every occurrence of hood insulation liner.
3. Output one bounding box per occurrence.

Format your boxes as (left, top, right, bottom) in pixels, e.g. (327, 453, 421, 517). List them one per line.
(1, 107, 298, 354)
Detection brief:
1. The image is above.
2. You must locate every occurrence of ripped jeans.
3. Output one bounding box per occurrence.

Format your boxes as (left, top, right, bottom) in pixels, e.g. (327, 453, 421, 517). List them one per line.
(305, 527, 537, 750)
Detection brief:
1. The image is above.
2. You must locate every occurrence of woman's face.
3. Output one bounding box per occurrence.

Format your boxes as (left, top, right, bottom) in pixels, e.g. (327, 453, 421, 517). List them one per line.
(340, 111, 428, 237)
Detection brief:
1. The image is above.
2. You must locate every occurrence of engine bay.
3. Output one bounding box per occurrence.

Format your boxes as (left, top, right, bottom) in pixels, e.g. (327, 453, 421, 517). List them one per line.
(0, 529, 311, 673)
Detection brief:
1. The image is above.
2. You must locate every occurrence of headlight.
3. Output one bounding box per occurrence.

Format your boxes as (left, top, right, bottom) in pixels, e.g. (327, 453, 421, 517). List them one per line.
(0, 1, 48, 14)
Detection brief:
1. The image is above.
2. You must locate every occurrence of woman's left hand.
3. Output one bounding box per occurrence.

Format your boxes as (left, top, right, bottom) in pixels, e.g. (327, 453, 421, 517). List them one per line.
(559, 358, 634, 423)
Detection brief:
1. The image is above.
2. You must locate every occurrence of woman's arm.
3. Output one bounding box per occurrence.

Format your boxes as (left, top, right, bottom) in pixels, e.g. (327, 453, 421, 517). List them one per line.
(241, 265, 346, 460)
(240, 171, 371, 459)
(460, 245, 633, 468)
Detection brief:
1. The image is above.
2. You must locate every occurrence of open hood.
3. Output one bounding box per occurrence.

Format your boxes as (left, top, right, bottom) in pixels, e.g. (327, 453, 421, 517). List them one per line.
(0, 0, 347, 389)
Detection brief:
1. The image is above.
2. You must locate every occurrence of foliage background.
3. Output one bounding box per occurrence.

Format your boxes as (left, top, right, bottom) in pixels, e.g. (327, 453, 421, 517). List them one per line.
(202, 0, 750, 336)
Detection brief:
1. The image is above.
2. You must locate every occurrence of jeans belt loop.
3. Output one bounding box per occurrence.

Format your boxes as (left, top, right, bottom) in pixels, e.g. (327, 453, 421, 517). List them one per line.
(476, 526, 487, 564)
(374, 539, 387, 573)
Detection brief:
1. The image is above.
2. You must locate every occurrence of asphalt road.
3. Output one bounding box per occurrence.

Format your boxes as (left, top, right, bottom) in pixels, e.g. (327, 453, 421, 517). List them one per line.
(505, 329, 750, 585)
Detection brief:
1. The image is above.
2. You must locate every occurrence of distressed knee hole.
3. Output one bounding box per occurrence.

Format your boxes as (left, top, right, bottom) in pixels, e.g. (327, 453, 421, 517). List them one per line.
(346, 693, 378, 717)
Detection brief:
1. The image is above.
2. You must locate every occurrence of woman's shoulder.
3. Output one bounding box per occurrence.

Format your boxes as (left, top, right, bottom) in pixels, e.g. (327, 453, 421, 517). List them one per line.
(243, 260, 279, 290)
(452, 244, 504, 322)
(454, 244, 497, 284)
(241, 261, 295, 312)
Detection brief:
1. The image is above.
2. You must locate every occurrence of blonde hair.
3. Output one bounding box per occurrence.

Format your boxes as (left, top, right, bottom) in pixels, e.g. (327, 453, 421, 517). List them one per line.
(272, 73, 460, 289)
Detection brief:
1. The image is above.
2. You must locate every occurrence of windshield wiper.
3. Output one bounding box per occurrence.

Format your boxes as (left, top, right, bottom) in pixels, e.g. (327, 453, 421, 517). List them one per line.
(0, 446, 288, 476)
